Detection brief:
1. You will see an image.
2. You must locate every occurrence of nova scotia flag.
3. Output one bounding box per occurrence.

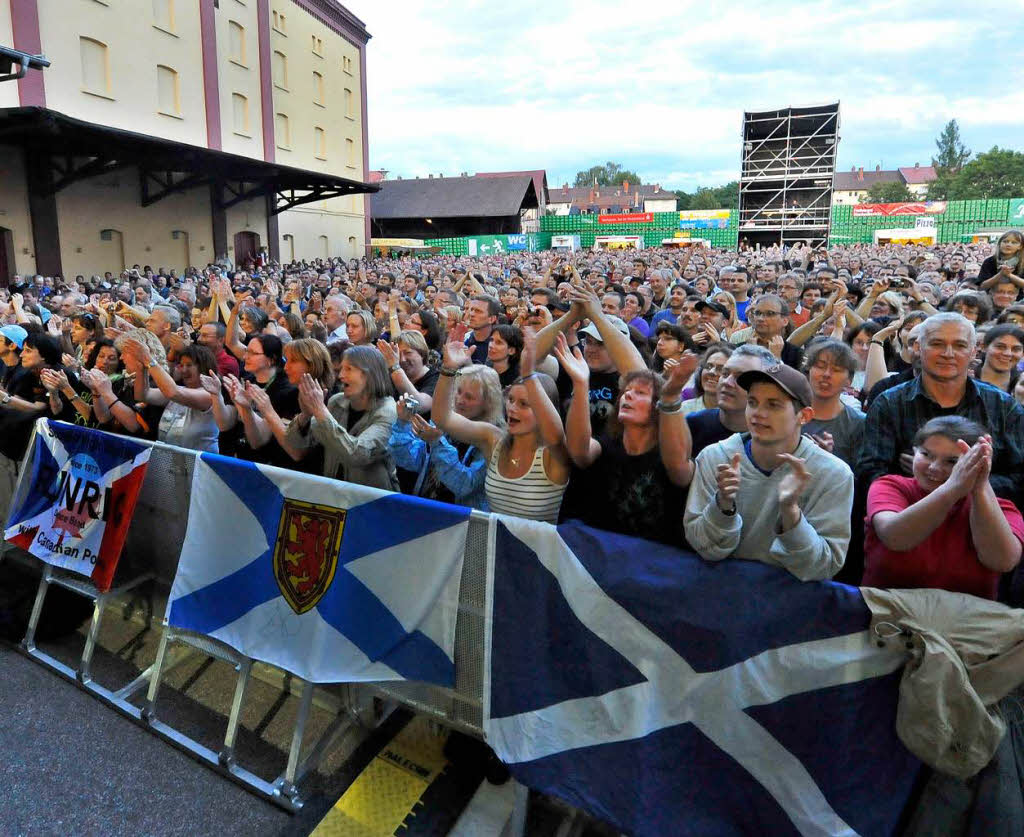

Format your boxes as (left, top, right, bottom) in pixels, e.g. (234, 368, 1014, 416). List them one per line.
(485, 518, 922, 837)
(167, 453, 470, 686)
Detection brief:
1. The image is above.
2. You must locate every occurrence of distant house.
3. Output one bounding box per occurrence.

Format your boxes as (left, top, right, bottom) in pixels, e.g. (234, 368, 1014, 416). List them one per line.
(833, 164, 938, 205)
(546, 182, 678, 215)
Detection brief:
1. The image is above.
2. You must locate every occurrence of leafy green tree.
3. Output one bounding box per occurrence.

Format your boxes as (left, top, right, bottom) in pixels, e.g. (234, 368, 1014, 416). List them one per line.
(865, 181, 915, 203)
(948, 147, 1024, 199)
(932, 120, 971, 173)
(690, 187, 723, 209)
(573, 162, 642, 188)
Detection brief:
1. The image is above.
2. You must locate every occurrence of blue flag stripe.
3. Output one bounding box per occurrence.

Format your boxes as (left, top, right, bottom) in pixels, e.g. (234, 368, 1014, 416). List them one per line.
(338, 493, 469, 566)
(316, 567, 455, 685)
(168, 550, 279, 634)
(200, 453, 284, 545)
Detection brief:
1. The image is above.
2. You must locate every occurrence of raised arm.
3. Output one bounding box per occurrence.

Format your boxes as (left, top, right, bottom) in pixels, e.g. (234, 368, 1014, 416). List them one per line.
(657, 353, 697, 487)
(568, 284, 645, 373)
(430, 326, 503, 454)
(552, 334, 601, 467)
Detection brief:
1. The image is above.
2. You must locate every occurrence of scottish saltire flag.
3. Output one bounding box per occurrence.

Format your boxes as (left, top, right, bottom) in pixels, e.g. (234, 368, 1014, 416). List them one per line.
(485, 518, 922, 837)
(5, 420, 151, 592)
(167, 453, 470, 686)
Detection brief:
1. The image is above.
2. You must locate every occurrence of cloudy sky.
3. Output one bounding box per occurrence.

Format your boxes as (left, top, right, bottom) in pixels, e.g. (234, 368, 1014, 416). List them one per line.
(346, 0, 1020, 192)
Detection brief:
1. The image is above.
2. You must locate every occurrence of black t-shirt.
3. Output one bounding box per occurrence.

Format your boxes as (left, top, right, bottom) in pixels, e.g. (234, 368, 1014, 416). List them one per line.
(412, 367, 439, 398)
(560, 434, 688, 547)
(497, 365, 518, 389)
(686, 408, 735, 459)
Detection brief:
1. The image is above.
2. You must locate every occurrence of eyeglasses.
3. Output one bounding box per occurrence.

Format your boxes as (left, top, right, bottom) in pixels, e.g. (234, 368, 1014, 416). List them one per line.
(749, 309, 782, 319)
(702, 363, 727, 375)
(245, 347, 265, 356)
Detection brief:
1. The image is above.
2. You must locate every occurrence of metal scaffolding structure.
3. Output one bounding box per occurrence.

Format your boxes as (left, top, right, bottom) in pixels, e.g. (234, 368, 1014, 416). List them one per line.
(738, 103, 840, 248)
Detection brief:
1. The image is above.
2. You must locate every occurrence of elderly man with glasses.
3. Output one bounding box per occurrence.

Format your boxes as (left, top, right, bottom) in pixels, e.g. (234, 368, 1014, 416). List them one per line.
(728, 294, 803, 369)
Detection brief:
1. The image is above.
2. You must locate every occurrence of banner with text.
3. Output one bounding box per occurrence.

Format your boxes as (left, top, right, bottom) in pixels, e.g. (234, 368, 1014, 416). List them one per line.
(4, 421, 150, 591)
(598, 213, 653, 224)
(852, 202, 947, 217)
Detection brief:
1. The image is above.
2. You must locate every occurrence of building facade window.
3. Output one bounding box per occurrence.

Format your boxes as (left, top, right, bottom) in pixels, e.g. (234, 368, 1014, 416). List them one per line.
(311, 35, 323, 56)
(272, 10, 286, 34)
(80, 37, 110, 96)
(156, 65, 181, 116)
(318, 234, 329, 259)
(228, 20, 246, 65)
(345, 137, 355, 168)
(312, 71, 324, 106)
(344, 87, 353, 119)
(152, 0, 175, 32)
(273, 50, 288, 88)
(275, 112, 290, 149)
(342, 55, 352, 74)
(313, 126, 326, 159)
(232, 93, 250, 135)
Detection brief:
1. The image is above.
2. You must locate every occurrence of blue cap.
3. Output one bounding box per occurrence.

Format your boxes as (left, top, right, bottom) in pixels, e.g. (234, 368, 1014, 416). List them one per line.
(0, 324, 28, 349)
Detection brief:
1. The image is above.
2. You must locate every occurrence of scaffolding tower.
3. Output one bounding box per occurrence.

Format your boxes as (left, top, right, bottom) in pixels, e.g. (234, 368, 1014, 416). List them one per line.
(738, 103, 840, 249)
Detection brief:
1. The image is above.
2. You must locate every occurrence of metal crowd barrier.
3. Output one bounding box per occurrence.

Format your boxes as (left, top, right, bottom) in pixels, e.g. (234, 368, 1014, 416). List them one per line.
(0, 421, 495, 814)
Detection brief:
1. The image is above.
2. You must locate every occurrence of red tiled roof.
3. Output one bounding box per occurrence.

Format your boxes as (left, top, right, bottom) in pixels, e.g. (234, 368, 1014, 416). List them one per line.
(898, 165, 938, 184)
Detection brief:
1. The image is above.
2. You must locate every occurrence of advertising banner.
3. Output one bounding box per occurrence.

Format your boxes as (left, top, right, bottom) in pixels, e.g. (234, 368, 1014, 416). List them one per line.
(598, 213, 653, 224)
(852, 202, 947, 217)
(1009, 199, 1024, 224)
(679, 209, 731, 230)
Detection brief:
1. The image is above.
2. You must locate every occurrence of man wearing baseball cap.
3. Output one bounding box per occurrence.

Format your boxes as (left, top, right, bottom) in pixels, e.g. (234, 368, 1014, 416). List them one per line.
(684, 361, 854, 581)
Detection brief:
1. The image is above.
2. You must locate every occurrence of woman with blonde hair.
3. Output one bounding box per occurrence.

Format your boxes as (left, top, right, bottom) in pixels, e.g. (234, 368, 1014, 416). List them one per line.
(345, 309, 378, 346)
(432, 326, 569, 522)
(377, 329, 439, 412)
(389, 364, 504, 509)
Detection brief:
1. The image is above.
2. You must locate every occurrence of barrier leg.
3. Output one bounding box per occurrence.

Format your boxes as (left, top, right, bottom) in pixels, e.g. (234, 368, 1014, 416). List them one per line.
(276, 679, 314, 802)
(141, 625, 172, 723)
(78, 592, 107, 684)
(20, 565, 52, 653)
(220, 657, 253, 767)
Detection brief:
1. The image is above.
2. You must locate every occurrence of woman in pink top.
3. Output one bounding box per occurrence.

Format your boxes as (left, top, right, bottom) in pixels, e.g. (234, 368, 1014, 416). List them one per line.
(864, 416, 1024, 599)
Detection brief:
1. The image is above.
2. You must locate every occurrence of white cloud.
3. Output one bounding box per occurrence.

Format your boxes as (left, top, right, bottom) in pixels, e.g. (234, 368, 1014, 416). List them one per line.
(345, 0, 1020, 191)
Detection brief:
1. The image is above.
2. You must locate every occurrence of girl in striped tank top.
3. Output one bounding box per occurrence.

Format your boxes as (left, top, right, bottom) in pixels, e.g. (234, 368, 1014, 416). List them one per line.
(432, 325, 569, 523)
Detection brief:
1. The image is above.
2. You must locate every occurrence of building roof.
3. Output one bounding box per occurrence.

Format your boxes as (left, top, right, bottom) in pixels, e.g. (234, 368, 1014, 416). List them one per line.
(0, 107, 377, 213)
(899, 165, 938, 184)
(833, 169, 904, 192)
(475, 170, 549, 204)
(370, 174, 538, 219)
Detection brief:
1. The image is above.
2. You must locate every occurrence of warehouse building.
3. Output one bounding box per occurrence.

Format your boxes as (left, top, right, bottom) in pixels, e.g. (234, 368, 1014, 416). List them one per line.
(0, 0, 374, 283)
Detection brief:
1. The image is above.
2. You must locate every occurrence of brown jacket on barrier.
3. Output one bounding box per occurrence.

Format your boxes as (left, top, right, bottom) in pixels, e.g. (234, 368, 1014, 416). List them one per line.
(862, 587, 1024, 779)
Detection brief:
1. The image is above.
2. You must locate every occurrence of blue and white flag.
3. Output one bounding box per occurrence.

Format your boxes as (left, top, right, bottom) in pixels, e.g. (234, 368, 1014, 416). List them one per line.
(485, 518, 922, 837)
(167, 454, 470, 686)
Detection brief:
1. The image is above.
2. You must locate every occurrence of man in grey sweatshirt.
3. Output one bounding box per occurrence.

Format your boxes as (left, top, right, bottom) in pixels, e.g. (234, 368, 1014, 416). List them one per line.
(683, 363, 854, 581)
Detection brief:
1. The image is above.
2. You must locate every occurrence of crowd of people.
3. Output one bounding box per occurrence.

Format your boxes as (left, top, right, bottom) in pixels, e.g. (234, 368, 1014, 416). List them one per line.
(2, 228, 1024, 603)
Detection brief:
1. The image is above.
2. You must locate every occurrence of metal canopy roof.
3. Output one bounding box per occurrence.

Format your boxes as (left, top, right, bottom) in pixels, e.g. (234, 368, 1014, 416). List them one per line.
(0, 107, 378, 214)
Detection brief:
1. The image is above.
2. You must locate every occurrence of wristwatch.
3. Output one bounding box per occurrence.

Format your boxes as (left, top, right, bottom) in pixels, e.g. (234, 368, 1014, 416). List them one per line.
(715, 492, 737, 516)
(389, 363, 401, 373)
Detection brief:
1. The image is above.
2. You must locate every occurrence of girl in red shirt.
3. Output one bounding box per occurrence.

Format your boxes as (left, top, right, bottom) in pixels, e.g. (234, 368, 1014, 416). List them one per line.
(864, 416, 1024, 599)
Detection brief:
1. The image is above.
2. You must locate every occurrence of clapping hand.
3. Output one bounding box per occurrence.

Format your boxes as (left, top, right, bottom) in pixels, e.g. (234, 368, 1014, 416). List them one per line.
(443, 325, 473, 369)
(376, 338, 399, 368)
(776, 454, 812, 509)
(198, 372, 222, 396)
(663, 350, 698, 400)
(246, 382, 275, 417)
(411, 414, 443, 443)
(298, 373, 326, 419)
(808, 431, 834, 453)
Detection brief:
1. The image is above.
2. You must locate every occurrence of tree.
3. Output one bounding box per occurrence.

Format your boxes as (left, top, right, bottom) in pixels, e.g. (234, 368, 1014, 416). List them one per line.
(947, 147, 1024, 199)
(932, 120, 971, 173)
(573, 162, 642, 188)
(865, 181, 915, 203)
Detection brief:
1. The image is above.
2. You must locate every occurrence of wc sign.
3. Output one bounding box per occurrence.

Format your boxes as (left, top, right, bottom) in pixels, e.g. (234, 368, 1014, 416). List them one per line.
(506, 234, 528, 251)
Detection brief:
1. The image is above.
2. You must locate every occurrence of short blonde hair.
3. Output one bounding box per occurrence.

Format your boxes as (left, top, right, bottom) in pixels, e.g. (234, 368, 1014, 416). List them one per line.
(396, 329, 429, 363)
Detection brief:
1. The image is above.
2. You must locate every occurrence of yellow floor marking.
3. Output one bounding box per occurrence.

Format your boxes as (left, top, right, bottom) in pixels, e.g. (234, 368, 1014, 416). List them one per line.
(312, 718, 449, 837)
